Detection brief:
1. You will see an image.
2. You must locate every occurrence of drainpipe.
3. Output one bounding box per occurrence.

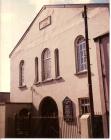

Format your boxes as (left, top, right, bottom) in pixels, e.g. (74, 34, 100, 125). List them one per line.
(82, 5, 94, 137)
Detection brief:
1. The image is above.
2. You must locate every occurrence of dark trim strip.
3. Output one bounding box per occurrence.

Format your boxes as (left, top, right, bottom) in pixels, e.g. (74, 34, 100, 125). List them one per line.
(94, 32, 109, 42)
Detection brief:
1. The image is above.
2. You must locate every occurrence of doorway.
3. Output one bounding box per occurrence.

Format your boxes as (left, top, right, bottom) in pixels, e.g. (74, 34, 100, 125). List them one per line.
(38, 96, 60, 138)
(15, 108, 31, 138)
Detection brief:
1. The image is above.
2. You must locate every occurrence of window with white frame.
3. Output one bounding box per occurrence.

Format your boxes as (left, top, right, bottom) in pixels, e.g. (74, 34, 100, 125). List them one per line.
(75, 36, 87, 73)
(78, 97, 90, 116)
(19, 60, 25, 86)
(42, 48, 51, 81)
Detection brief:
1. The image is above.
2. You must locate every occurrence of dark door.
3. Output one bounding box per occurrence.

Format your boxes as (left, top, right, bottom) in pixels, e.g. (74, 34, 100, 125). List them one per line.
(38, 97, 59, 138)
(15, 109, 31, 138)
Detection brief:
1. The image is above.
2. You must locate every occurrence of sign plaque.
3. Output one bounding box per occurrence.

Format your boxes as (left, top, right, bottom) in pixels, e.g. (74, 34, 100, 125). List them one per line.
(39, 16, 51, 30)
(63, 97, 74, 122)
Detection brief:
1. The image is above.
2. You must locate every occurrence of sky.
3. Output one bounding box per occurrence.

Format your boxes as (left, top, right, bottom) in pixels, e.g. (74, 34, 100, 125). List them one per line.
(0, 0, 109, 92)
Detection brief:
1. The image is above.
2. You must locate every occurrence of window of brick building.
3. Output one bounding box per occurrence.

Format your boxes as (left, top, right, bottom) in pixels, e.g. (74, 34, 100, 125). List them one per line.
(19, 60, 25, 86)
(75, 36, 87, 73)
(34, 57, 39, 83)
(42, 48, 51, 81)
(54, 48, 60, 78)
(78, 97, 90, 116)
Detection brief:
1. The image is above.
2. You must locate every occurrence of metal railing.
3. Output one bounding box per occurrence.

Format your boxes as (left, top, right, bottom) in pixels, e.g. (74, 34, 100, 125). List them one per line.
(13, 116, 81, 138)
(6, 114, 104, 138)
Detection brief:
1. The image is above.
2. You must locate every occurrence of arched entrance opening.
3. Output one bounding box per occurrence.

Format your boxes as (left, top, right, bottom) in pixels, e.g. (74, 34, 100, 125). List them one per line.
(15, 108, 31, 138)
(19, 108, 30, 117)
(38, 96, 60, 138)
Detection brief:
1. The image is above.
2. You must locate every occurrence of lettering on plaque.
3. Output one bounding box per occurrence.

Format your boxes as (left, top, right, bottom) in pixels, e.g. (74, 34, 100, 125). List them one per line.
(63, 97, 74, 122)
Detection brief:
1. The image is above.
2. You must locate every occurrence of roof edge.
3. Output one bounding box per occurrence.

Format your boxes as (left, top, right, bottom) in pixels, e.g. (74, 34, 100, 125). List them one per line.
(45, 3, 109, 8)
(9, 6, 46, 58)
(0, 92, 10, 94)
(5, 102, 32, 104)
(94, 32, 109, 41)
(9, 3, 109, 58)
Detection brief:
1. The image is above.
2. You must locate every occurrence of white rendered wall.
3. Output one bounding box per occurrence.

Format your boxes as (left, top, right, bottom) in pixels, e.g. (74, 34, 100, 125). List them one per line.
(10, 6, 109, 118)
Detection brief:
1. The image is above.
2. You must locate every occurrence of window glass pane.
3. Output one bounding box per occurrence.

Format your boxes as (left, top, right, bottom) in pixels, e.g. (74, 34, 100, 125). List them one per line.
(42, 49, 51, 80)
(79, 98, 90, 116)
(84, 56, 87, 62)
(80, 44, 82, 50)
(82, 42, 86, 49)
(19, 61, 25, 86)
(22, 64, 24, 85)
(81, 65, 83, 71)
(81, 58, 83, 64)
(76, 37, 87, 72)
(55, 49, 60, 77)
(80, 51, 83, 57)
(35, 57, 38, 82)
(44, 49, 50, 59)
(85, 106, 88, 113)
(84, 50, 86, 55)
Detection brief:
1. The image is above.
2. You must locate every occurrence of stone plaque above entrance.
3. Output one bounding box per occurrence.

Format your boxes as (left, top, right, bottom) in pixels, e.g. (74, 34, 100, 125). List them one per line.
(39, 16, 51, 30)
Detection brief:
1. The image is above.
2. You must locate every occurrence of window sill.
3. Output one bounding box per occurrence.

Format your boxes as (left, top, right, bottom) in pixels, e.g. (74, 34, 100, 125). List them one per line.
(33, 81, 41, 85)
(55, 76, 62, 80)
(18, 85, 27, 88)
(74, 70, 87, 76)
(42, 78, 53, 83)
(33, 76, 63, 86)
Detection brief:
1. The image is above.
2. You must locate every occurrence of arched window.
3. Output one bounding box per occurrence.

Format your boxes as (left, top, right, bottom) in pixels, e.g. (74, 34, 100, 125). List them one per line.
(34, 57, 39, 83)
(54, 48, 60, 78)
(42, 48, 51, 81)
(75, 36, 87, 73)
(19, 60, 25, 86)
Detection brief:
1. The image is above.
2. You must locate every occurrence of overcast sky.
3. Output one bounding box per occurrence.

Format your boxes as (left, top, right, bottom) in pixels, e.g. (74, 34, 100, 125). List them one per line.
(0, 0, 109, 92)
